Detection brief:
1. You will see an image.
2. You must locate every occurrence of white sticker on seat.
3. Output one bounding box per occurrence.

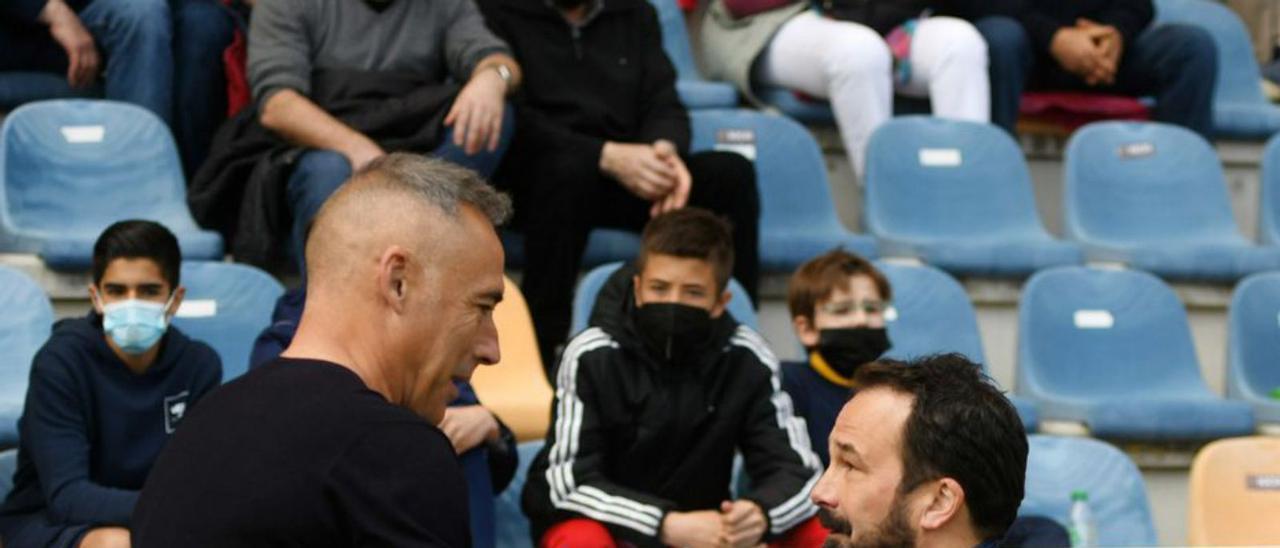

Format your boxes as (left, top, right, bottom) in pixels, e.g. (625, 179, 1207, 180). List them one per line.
(713, 128, 757, 160)
(176, 299, 218, 318)
(885, 306, 899, 322)
(1074, 310, 1114, 329)
(1118, 142, 1155, 158)
(60, 125, 105, 143)
(918, 148, 962, 167)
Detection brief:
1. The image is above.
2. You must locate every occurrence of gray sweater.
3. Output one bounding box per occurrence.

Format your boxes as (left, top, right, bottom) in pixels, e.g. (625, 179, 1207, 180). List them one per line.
(248, 0, 511, 105)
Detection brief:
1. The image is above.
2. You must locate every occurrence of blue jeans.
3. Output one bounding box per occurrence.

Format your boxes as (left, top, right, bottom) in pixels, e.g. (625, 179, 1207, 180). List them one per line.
(976, 16, 1218, 138)
(286, 106, 516, 270)
(0, 0, 234, 174)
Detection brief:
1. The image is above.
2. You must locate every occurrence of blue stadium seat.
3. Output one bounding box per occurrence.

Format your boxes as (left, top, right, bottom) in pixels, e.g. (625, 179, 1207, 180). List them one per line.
(0, 266, 53, 448)
(690, 109, 877, 270)
(874, 261, 1038, 431)
(570, 261, 758, 336)
(756, 88, 835, 125)
(0, 100, 223, 270)
(1018, 266, 1255, 440)
(0, 448, 16, 501)
(501, 229, 641, 271)
(170, 261, 284, 382)
(865, 117, 1081, 276)
(0, 72, 98, 111)
(1021, 435, 1158, 546)
(1155, 0, 1280, 139)
(494, 440, 543, 548)
(646, 0, 737, 109)
(1227, 273, 1280, 423)
(1064, 121, 1280, 280)
(1260, 133, 1280, 245)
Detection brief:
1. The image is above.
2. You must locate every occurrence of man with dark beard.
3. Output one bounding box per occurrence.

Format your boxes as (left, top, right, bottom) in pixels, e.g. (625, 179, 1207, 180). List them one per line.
(811, 355, 1028, 548)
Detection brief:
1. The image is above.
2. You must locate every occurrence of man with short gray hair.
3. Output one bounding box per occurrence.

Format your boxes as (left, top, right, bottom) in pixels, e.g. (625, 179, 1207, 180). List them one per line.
(132, 153, 511, 547)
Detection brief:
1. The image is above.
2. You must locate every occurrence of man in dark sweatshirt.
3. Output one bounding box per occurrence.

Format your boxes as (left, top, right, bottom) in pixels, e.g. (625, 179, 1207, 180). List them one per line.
(522, 208, 824, 547)
(971, 0, 1218, 136)
(477, 0, 761, 370)
(0, 220, 222, 548)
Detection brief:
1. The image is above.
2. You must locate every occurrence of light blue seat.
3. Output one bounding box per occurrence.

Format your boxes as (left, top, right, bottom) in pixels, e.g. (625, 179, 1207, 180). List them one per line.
(0, 72, 99, 111)
(1227, 273, 1280, 423)
(494, 440, 543, 548)
(570, 261, 758, 336)
(1065, 121, 1280, 280)
(756, 88, 835, 125)
(1018, 266, 1255, 440)
(1155, 0, 1280, 139)
(170, 261, 283, 382)
(875, 261, 1038, 431)
(501, 229, 640, 271)
(0, 100, 223, 270)
(865, 117, 1081, 276)
(0, 449, 16, 500)
(690, 109, 876, 270)
(1259, 133, 1280, 245)
(0, 266, 53, 448)
(647, 0, 737, 109)
(1021, 435, 1158, 546)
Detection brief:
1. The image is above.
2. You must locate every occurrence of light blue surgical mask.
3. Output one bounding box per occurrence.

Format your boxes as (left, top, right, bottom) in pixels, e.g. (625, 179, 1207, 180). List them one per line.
(100, 295, 173, 355)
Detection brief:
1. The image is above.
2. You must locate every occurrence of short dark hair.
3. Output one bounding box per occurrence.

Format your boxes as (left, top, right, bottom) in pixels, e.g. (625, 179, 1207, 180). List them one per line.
(853, 354, 1027, 541)
(636, 207, 734, 291)
(787, 249, 892, 321)
(92, 220, 182, 289)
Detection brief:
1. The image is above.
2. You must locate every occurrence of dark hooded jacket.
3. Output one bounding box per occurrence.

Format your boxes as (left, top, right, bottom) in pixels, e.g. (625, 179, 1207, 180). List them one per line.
(521, 265, 821, 546)
(0, 314, 220, 545)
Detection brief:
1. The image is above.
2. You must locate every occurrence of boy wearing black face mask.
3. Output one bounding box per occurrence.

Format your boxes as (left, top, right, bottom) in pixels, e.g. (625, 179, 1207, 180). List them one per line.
(522, 208, 827, 548)
(784, 249, 893, 467)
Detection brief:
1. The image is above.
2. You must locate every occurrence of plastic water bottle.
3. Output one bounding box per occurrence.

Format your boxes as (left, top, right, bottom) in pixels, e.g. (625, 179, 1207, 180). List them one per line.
(1068, 490, 1096, 547)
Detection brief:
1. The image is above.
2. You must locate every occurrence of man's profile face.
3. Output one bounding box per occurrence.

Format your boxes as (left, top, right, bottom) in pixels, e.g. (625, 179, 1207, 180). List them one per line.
(632, 253, 728, 318)
(403, 206, 504, 424)
(811, 387, 921, 547)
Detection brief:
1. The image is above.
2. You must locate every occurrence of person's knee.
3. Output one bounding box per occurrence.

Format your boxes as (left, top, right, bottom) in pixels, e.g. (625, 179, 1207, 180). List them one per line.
(78, 527, 131, 548)
(290, 150, 353, 209)
(95, 0, 171, 40)
(974, 16, 1030, 64)
(821, 25, 891, 82)
(923, 17, 987, 67)
(174, 0, 235, 57)
(1157, 24, 1218, 76)
(541, 518, 614, 548)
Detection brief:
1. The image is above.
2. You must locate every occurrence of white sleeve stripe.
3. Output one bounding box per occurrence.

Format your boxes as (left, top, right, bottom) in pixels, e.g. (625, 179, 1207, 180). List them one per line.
(768, 472, 822, 532)
(558, 500, 658, 536)
(578, 486, 664, 520)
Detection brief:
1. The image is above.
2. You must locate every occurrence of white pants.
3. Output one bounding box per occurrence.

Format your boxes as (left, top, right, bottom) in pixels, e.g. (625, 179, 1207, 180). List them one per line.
(757, 12, 990, 177)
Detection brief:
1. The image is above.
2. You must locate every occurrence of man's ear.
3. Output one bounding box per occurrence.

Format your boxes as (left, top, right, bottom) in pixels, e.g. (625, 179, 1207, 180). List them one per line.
(793, 315, 819, 348)
(918, 478, 966, 532)
(88, 283, 103, 314)
(709, 288, 732, 319)
(632, 274, 643, 307)
(379, 246, 410, 313)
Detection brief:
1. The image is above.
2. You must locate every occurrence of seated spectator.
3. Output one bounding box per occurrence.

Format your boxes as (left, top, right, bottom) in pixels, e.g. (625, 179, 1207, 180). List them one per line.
(811, 355, 1027, 547)
(977, 0, 1217, 136)
(477, 0, 760, 369)
(0, 220, 222, 548)
(522, 208, 826, 547)
(249, 286, 519, 548)
(700, 0, 990, 178)
(191, 0, 521, 269)
(0, 0, 236, 176)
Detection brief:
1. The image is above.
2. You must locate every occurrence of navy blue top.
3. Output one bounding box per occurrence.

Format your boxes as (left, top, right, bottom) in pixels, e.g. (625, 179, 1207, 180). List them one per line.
(781, 358, 854, 467)
(0, 313, 221, 538)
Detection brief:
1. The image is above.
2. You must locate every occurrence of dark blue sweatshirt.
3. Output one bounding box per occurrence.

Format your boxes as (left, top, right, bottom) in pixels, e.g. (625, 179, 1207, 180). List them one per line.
(0, 313, 220, 538)
(781, 356, 855, 467)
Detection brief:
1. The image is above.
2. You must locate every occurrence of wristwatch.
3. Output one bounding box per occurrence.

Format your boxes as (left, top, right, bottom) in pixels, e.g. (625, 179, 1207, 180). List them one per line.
(492, 64, 513, 91)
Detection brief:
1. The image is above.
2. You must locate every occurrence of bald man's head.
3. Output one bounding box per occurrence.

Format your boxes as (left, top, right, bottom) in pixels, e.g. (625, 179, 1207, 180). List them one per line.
(295, 153, 511, 422)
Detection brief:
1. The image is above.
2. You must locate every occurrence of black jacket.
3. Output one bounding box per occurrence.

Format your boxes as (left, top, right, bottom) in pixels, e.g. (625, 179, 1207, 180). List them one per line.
(477, 0, 689, 166)
(977, 0, 1154, 59)
(521, 266, 821, 546)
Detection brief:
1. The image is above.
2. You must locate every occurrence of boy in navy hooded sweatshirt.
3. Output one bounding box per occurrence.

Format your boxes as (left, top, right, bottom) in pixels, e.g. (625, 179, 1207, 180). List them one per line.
(0, 220, 222, 548)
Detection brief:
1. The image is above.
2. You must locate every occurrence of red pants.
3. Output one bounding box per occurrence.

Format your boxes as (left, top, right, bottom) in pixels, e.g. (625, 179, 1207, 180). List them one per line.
(541, 515, 829, 548)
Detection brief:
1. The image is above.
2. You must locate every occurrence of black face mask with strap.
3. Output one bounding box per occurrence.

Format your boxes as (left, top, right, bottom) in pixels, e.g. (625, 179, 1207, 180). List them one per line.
(814, 327, 891, 378)
(633, 302, 714, 364)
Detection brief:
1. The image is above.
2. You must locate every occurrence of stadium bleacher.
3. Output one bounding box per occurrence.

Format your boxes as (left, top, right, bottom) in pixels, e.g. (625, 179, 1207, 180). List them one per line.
(170, 261, 284, 382)
(0, 266, 52, 449)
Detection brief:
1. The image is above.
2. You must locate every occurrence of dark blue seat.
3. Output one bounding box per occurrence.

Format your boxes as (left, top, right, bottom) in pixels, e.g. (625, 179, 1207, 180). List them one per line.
(170, 262, 284, 382)
(0, 266, 53, 448)
(1018, 266, 1255, 441)
(647, 0, 738, 109)
(1021, 435, 1158, 545)
(494, 440, 543, 548)
(570, 261, 758, 336)
(1065, 121, 1280, 280)
(0, 100, 223, 270)
(1226, 272, 1280, 424)
(865, 117, 1081, 276)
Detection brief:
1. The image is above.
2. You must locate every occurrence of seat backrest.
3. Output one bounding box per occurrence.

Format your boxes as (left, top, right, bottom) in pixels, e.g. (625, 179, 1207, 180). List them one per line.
(1064, 121, 1241, 246)
(1018, 267, 1212, 400)
(689, 109, 848, 240)
(494, 440, 544, 548)
(865, 117, 1049, 240)
(470, 277, 555, 442)
(570, 262, 758, 336)
(0, 266, 53, 443)
(1021, 435, 1158, 546)
(874, 261, 987, 366)
(1188, 436, 1280, 545)
(0, 100, 198, 243)
(645, 0, 699, 81)
(171, 261, 284, 382)
(1155, 0, 1263, 106)
(1260, 134, 1280, 245)
(0, 449, 16, 500)
(1227, 272, 1280, 401)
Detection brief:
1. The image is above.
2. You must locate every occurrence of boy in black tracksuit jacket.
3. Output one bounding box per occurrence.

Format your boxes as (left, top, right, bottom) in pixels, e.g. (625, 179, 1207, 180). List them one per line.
(522, 209, 824, 547)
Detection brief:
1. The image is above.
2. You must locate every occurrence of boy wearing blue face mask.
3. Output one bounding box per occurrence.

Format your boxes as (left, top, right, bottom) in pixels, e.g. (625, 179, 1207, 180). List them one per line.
(522, 208, 827, 548)
(0, 220, 222, 548)
(784, 250, 894, 468)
